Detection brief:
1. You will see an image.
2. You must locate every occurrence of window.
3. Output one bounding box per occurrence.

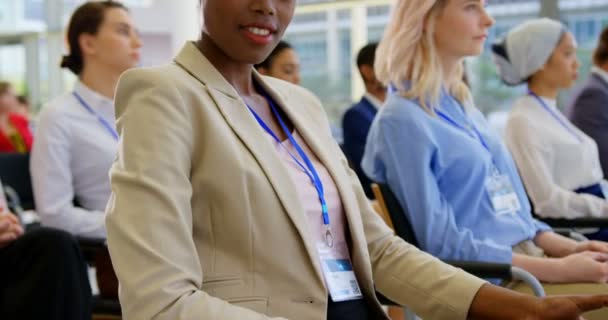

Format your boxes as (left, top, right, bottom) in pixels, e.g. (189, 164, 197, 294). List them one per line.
(287, 0, 608, 129)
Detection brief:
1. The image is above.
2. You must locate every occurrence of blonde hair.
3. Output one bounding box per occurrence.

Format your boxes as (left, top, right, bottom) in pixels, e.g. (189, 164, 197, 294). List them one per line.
(375, 0, 471, 114)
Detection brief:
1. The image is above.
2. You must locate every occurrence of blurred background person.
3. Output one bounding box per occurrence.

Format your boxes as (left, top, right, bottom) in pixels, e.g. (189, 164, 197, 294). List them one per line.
(255, 40, 301, 85)
(31, 0, 141, 240)
(494, 19, 608, 235)
(15, 95, 36, 133)
(15, 95, 31, 118)
(0, 81, 33, 153)
(15, 95, 32, 119)
(342, 42, 385, 199)
(569, 25, 608, 176)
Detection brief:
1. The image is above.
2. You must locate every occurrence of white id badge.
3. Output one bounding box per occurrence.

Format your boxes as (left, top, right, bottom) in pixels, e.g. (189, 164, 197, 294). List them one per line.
(317, 243, 362, 302)
(485, 173, 521, 215)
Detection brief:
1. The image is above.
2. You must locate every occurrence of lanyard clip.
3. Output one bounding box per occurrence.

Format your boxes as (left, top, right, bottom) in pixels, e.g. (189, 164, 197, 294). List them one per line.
(325, 226, 334, 248)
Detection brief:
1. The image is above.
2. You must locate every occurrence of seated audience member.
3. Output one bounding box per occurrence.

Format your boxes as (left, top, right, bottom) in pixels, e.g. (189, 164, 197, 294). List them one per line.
(31, 0, 141, 239)
(255, 40, 301, 85)
(0, 82, 33, 153)
(569, 26, 608, 176)
(15, 95, 31, 118)
(493, 19, 608, 236)
(362, 4, 608, 320)
(342, 43, 386, 198)
(0, 211, 91, 320)
(105, 0, 608, 319)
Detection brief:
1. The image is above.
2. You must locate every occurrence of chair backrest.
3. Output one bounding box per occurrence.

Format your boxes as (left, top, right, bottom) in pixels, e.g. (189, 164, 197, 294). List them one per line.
(371, 183, 420, 247)
(0, 153, 35, 211)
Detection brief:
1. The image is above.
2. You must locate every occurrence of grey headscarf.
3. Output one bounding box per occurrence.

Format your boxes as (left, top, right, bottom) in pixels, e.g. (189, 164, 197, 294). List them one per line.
(491, 18, 566, 86)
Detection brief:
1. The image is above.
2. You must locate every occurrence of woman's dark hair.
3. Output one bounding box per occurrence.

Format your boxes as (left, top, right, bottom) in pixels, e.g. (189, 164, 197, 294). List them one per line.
(356, 42, 378, 69)
(17, 95, 29, 106)
(255, 41, 293, 70)
(594, 26, 608, 66)
(61, 0, 128, 75)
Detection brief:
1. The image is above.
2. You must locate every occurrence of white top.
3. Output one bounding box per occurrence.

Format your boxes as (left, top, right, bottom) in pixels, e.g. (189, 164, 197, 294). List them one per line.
(505, 95, 608, 219)
(31, 81, 118, 238)
(364, 92, 383, 110)
(270, 131, 349, 249)
(592, 66, 608, 84)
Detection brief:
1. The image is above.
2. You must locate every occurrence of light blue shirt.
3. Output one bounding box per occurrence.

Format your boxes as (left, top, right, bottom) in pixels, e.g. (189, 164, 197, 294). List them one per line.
(362, 90, 551, 265)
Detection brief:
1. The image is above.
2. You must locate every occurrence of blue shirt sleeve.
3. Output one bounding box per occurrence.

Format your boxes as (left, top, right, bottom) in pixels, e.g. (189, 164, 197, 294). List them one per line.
(363, 107, 513, 264)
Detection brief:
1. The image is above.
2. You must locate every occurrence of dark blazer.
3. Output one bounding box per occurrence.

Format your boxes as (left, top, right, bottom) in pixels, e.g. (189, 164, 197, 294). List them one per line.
(342, 97, 378, 198)
(569, 72, 608, 177)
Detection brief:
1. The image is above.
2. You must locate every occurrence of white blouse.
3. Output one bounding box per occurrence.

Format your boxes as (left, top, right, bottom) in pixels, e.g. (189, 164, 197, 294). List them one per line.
(31, 81, 117, 239)
(505, 95, 608, 219)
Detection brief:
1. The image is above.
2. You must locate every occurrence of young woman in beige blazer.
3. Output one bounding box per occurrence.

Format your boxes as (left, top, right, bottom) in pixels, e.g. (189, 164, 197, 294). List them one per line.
(104, 0, 608, 319)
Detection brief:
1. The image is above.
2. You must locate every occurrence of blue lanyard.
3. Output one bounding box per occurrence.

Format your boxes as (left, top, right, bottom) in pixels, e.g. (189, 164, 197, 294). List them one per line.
(528, 91, 582, 143)
(435, 104, 501, 173)
(72, 92, 119, 141)
(246, 90, 333, 247)
(435, 108, 491, 154)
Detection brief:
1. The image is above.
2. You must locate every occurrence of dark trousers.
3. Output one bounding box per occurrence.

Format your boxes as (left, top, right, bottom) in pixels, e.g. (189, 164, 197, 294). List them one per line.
(327, 296, 376, 320)
(0, 227, 92, 320)
(575, 184, 608, 241)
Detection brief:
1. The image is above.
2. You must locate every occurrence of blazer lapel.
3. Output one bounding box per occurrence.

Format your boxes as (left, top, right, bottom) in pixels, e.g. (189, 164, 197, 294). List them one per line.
(265, 80, 374, 294)
(173, 42, 325, 284)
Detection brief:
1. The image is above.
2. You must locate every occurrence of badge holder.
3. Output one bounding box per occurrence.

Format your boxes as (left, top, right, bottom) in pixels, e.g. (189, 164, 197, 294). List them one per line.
(485, 167, 521, 216)
(317, 240, 363, 302)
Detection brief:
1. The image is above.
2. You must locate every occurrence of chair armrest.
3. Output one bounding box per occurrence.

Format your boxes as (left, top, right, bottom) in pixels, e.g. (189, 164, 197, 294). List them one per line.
(446, 261, 545, 297)
(443, 260, 511, 279)
(538, 217, 608, 228)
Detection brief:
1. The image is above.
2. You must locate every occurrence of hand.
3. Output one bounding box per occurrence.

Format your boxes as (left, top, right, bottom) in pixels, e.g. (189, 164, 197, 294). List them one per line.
(531, 295, 608, 320)
(574, 241, 608, 254)
(559, 252, 608, 283)
(469, 284, 608, 320)
(0, 213, 23, 248)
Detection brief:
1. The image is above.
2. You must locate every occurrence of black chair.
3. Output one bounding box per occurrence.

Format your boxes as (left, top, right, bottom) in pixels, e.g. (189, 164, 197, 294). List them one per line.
(530, 199, 608, 229)
(0, 153, 35, 211)
(0, 153, 121, 318)
(371, 183, 545, 294)
(514, 169, 608, 231)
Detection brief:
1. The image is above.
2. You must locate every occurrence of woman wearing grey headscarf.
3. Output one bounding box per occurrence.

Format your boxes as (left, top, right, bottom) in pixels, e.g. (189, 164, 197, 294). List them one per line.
(492, 18, 608, 239)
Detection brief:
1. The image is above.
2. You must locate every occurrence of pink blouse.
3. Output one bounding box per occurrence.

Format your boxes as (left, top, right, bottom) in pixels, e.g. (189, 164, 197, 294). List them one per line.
(269, 131, 353, 260)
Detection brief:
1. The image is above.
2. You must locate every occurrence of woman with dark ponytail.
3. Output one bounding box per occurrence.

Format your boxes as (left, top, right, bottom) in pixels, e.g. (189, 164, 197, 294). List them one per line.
(31, 0, 142, 239)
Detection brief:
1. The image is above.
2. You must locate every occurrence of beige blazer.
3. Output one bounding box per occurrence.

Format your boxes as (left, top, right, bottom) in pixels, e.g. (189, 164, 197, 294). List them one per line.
(105, 42, 484, 320)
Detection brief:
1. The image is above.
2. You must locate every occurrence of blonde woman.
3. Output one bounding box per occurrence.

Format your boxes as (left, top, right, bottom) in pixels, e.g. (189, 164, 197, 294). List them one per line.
(362, 1, 608, 319)
(493, 19, 608, 239)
